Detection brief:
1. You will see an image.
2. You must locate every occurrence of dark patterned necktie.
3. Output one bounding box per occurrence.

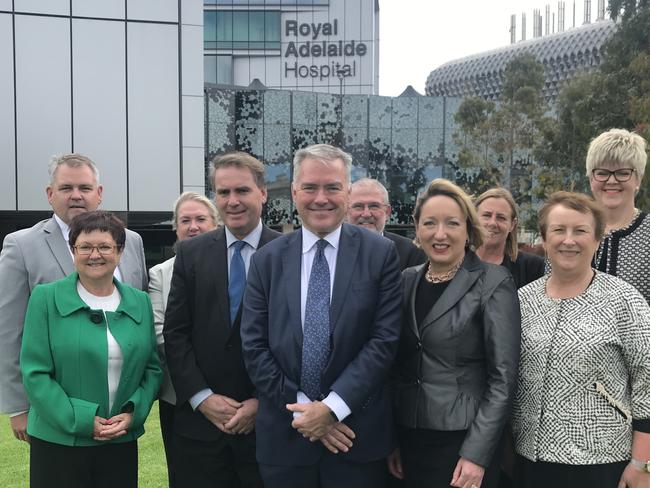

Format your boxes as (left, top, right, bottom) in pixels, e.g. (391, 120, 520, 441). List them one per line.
(228, 240, 246, 325)
(300, 239, 331, 400)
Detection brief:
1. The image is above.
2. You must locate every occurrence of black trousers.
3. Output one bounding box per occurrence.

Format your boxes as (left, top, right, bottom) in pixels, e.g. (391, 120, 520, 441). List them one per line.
(514, 454, 627, 488)
(173, 432, 263, 488)
(259, 456, 387, 488)
(398, 428, 500, 488)
(30, 436, 137, 488)
(159, 399, 178, 488)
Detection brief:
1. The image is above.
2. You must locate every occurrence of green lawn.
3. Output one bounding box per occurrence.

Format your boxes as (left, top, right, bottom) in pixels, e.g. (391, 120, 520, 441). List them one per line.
(0, 403, 168, 487)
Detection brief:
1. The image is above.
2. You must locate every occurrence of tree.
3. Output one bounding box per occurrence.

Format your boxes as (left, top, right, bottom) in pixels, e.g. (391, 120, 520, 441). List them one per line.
(453, 53, 549, 223)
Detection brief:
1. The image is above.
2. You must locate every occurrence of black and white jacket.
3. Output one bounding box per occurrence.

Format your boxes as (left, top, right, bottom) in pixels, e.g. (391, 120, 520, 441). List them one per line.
(512, 271, 650, 465)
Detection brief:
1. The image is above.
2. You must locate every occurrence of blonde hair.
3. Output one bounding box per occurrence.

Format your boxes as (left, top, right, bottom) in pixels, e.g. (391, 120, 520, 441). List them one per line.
(586, 128, 647, 179)
(475, 187, 519, 260)
(413, 178, 484, 250)
(171, 192, 220, 231)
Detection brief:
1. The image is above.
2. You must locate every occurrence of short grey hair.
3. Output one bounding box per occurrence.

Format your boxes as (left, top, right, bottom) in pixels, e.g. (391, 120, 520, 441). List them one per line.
(48, 153, 100, 186)
(171, 191, 220, 231)
(586, 128, 647, 180)
(293, 144, 352, 184)
(351, 178, 389, 204)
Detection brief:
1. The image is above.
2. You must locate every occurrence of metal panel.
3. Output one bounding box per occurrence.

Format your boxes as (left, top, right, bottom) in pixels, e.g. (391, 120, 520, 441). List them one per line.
(15, 15, 71, 210)
(72, 19, 127, 211)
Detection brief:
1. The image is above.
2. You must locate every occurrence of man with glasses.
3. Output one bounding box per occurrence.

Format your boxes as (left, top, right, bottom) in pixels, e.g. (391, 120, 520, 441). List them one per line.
(347, 178, 425, 270)
(0, 154, 147, 442)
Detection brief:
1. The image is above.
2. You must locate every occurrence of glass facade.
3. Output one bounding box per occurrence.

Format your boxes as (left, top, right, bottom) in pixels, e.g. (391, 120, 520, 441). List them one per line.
(204, 10, 281, 50)
(205, 86, 453, 228)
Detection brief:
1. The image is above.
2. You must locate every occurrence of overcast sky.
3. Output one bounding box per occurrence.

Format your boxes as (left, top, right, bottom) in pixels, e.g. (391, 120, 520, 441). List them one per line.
(378, 0, 603, 96)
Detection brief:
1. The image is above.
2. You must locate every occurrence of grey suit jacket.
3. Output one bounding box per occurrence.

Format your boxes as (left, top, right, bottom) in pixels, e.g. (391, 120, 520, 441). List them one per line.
(148, 256, 176, 404)
(0, 217, 147, 414)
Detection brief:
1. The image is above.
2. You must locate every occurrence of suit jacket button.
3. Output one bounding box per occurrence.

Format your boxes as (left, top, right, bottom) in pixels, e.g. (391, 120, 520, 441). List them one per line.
(416, 341, 422, 350)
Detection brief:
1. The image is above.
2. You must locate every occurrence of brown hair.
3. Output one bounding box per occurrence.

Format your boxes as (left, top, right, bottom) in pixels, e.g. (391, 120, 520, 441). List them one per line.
(209, 152, 266, 190)
(538, 191, 605, 241)
(413, 178, 484, 250)
(69, 211, 126, 250)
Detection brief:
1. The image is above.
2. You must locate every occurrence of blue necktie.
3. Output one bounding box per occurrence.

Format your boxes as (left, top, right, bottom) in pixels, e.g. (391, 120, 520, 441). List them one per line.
(300, 239, 331, 400)
(228, 240, 247, 325)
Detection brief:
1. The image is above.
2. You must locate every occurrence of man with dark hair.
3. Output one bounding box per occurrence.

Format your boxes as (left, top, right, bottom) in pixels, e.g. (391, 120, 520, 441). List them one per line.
(0, 153, 147, 442)
(164, 152, 280, 487)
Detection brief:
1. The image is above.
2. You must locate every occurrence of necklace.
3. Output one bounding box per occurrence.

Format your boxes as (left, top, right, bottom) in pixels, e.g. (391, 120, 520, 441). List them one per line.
(425, 260, 463, 283)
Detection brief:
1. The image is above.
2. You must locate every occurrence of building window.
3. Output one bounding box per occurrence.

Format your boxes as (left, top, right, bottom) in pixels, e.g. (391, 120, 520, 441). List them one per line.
(204, 1, 328, 4)
(204, 10, 280, 50)
(204, 55, 233, 85)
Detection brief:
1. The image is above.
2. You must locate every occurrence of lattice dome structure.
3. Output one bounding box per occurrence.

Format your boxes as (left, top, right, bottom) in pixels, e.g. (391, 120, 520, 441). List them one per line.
(425, 19, 616, 104)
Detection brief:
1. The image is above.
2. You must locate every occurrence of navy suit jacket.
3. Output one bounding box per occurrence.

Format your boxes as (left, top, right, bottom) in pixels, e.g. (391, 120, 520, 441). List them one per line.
(241, 223, 402, 466)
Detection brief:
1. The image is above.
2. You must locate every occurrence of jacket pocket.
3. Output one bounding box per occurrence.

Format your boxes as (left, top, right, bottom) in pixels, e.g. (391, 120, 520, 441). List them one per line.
(593, 381, 632, 424)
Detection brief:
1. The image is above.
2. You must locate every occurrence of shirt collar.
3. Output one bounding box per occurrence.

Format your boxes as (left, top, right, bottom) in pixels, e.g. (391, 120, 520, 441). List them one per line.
(301, 225, 342, 254)
(53, 214, 70, 243)
(225, 220, 263, 249)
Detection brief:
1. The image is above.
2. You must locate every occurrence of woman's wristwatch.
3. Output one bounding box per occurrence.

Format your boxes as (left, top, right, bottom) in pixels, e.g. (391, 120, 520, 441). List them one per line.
(630, 459, 650, 473)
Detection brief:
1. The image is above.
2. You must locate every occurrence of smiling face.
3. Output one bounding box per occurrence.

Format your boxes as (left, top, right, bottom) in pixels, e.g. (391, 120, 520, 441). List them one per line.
(415, 195, 468, 272)
(73, 230, 122, 284)
(47, 164, 103, 224)
(347, 184, 391, 233)
(589, 163, 640, 211)
(542, 204, 600, 276)
(292, 157, 350, 237)
(477, 197, 516, 249)
(175, 200, 217, 241)
(213, 165, 267, 240)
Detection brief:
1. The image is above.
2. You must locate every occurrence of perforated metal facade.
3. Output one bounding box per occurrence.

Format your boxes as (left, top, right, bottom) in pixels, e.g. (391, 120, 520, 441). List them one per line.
(425, 20, 616, 104)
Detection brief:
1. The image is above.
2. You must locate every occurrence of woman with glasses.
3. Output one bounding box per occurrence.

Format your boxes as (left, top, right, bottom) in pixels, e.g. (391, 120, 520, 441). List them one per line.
(586, 128, 650, 302)
(20, 210, 161, 488)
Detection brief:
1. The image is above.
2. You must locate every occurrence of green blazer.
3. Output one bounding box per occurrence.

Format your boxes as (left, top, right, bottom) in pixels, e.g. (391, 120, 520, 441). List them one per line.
(20, 272, 162, 447)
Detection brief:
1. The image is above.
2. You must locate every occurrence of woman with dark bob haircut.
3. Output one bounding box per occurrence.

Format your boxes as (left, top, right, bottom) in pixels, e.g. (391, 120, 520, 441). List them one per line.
(389, 179, 521, 488)
(20, 210, 161, 488)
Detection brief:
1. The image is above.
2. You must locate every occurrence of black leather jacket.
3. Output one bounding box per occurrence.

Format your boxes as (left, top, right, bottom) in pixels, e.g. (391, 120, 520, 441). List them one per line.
(392, 250, 521, 467)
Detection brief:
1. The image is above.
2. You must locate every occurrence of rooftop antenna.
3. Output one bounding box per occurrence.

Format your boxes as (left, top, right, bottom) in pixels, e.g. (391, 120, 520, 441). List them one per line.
(584, 0, 592, 24)
(558, 1, 565, 31)
(510, 14, 517, 44)
(597, 0, 605, 20)
(522, 12, 527, 40)
(545, 5, 551, 35)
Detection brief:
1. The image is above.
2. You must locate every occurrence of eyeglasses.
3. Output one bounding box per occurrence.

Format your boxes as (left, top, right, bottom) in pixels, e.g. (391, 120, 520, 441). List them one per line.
(73, 244, 119, 256)
(349, 203, 388, 212)
(591, 168, 636, 182)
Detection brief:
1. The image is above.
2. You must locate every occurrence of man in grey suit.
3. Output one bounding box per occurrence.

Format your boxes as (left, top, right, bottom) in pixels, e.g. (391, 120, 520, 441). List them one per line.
(347, 178, 425, 270)
(0, 153, 148, 442)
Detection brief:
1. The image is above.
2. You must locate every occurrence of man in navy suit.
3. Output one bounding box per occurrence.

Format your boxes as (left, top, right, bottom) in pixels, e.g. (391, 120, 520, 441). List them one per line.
(241, 144, 402, 488)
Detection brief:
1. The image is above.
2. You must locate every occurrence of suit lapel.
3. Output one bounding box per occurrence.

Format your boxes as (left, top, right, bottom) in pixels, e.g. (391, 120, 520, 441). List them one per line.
(44, 218, 74, 276)
(283, 231, 304, 346)
(406, 265, 427, 339)
(330, 224, 360, 331)
(201, 229, 230, 332)
(417, 252, 483, 333)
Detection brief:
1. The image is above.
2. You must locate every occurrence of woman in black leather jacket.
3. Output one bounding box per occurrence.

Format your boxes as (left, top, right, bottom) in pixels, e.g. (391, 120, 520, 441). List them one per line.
(388, 179, 521, 488)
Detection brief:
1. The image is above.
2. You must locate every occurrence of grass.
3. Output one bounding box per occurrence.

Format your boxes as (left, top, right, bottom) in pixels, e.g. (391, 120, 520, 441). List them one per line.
(0, 402, 168, 487)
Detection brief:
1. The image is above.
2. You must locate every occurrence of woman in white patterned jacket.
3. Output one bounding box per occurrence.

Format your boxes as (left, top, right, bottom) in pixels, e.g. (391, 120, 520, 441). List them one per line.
(512, 192, 650, 488)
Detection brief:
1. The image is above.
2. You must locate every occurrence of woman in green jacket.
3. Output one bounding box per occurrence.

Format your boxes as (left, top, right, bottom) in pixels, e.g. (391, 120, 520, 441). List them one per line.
(20, 210, 161, 488)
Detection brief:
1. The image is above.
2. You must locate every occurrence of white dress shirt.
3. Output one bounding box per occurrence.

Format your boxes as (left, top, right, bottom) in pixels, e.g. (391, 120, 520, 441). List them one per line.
(295, 226, 351, 422)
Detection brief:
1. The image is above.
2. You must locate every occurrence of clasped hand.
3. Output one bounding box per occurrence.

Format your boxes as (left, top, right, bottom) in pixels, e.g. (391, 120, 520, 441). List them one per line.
(198, 394, 258, 435)
(286, 401, 356, 454)
(93, 413, 133, 441)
